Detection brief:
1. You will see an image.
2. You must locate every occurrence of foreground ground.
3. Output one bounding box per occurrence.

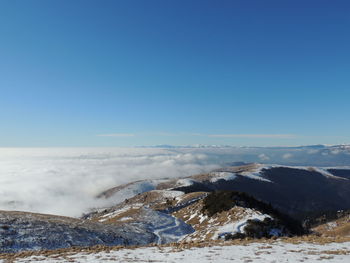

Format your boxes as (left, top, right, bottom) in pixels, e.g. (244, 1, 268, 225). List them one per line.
(1, 237, 349, 263)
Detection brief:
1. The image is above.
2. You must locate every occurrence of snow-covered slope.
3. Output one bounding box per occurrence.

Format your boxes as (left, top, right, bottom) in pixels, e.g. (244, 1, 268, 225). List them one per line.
(176, 204, 273, 242)
(4, 240, 350, 263)
(0, 210, 157, 253)
(134, 208, 194, 244)
(97, 179, 164, 203)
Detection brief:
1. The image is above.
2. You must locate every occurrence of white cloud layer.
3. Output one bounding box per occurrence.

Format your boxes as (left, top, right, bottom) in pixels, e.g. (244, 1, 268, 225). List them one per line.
(282, 153, 293, 159)
(258, 153, 270, 161)
(0, 148, 218, 217)
(0, 146, 349, 218)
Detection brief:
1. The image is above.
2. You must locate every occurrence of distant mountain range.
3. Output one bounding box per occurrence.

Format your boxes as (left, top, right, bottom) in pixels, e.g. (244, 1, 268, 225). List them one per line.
(140, 144, 350, 149)
(137, 144, 350, 167)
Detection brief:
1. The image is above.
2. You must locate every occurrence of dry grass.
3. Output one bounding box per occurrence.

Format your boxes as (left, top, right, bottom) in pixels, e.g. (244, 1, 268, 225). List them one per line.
(312, 215, 350, 237)
(1, 235, 349, 261)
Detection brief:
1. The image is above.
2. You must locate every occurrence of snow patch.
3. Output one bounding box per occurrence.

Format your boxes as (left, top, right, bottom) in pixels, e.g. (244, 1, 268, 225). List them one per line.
(136, 208, 195, 244)
(152, 190, 184, 199)
(106, 180, 159, 205)
(209, 172, 237, 182)
(118, 217, 133, 221)
(198, 213, 208, 224)
(213, 210, 271, 239)
(327, 222, 338, 229)
(99, 203, 143, 222)
(239, 165, 272, 183)
(311, 167, 347, 180)
(16, 241, 350, 263)
(176, 178, 196, 187)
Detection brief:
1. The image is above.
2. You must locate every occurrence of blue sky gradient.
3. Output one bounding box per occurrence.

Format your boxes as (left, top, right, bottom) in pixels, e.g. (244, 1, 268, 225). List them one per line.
(1, 0, 350, 146)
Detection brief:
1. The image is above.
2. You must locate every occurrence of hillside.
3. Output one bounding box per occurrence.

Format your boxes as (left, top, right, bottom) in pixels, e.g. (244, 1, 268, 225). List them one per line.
(86, 187, 305, 244)
(312, 212, 350, 237)
(99, 163, 350, 220)
(0, 210, 157, 253)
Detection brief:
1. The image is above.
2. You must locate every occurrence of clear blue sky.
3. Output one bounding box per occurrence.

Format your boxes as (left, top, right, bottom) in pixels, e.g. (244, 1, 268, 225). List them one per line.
(0, 0, 349, 147)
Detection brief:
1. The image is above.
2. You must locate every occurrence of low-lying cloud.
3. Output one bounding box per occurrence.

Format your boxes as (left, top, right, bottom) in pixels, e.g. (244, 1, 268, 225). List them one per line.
(0, 145, 349, 218)
(0, 148, 218, 217)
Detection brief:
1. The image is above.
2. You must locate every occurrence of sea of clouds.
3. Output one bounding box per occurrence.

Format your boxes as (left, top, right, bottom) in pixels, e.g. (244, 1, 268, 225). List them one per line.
(0, 146, 349, 217)
(0, 148, 219, 217)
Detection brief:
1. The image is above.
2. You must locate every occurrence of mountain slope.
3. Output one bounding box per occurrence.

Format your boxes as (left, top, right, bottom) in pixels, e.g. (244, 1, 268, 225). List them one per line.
(169, 164, 350, 219)
(0, 210, 157, 253)
(87, 188, 303, 243)
(94, 164, 350, 235)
